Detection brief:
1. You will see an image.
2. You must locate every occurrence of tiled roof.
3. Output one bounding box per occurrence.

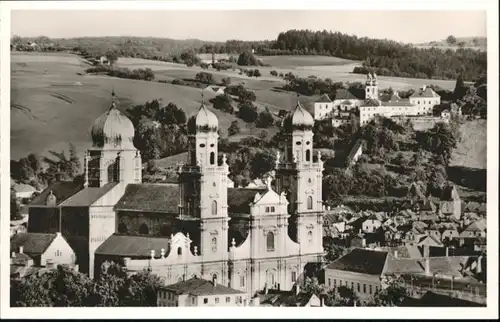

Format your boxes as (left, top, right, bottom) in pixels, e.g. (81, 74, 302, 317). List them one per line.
(10, 233, 57, 255)
(360, 98, 381, 107)
(29, 181, 82, 206)
(381, 97, 414, 107)
(114, 183, 179, 214)
(463, 220, 486, 232)
(227, 188, 266, 214)
(326, 248, 388, 275)
(384, 256, 424, 275)
(10, 252, 33, 266)
(409, 87, 440, 99)
(162, 277, 245, 296)
(60, 183, 118, 207)
(95, 234, 171, 257)
(12, 183, 37, 193)
(334, 89, 362, 100)
(315, 94, 332, 103)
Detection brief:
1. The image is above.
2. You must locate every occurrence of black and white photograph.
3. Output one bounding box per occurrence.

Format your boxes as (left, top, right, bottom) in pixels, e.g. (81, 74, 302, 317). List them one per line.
(1, 1, 498, 319)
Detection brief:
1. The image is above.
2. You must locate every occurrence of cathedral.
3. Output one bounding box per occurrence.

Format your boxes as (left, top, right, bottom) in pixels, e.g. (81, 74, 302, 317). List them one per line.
(27, 92, 326, 296)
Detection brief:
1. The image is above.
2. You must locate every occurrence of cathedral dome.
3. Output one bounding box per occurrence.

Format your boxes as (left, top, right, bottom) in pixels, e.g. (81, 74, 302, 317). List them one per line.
(283, 98, 314, 131)
(188, 94, 218, 134)
(91, 92, 135, 148)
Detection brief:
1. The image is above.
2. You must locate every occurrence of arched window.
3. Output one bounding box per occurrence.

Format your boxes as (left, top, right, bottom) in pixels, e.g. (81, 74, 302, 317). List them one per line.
(307, 196, 313, 210)
(305, 149, 311, 162)
(107, 162, 118, 183)
(308, 230, 313, 243)
(210, 152, 215, 165)
(212, 237, 217, 252)
(266, 232, 275, 252)
(139, 223, 149, 235)
(177, 247, 182, 256)
(211, 200, 217, 215)
(118, 222, 128, 234)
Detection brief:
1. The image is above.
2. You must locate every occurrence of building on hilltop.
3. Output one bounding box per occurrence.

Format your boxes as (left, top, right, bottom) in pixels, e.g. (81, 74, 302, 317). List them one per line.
(27, 91, 326, 297)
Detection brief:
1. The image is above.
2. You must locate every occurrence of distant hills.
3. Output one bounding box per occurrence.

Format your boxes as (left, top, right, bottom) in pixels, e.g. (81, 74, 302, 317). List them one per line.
(415, 37, 487, 50)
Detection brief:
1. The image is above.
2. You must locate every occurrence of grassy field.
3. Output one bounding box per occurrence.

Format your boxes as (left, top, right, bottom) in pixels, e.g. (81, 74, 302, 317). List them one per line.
(255, 55, 357, 68)
(11, 52, 460, 166)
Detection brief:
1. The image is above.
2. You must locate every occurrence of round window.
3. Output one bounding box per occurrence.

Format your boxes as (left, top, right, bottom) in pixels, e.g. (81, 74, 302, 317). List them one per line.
(200, 143, 206, 148)
(306, 141, 310, 145)
(210, 144, 215, 147)
(296, 141, 302, 145)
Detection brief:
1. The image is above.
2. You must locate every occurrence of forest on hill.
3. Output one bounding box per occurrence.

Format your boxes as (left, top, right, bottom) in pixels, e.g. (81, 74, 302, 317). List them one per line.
(12, 29, 486, 81)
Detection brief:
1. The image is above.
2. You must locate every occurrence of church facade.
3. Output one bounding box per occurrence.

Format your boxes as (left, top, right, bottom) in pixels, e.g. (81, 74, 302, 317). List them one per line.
(27, 92, 326, 296)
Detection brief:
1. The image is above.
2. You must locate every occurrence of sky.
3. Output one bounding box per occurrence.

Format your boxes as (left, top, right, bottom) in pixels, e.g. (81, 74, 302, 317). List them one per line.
(11, 10, 486, 44)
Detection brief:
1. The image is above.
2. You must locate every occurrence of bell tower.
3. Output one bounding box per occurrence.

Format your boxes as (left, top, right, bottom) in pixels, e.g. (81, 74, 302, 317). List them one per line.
(275, 96, 324, 254)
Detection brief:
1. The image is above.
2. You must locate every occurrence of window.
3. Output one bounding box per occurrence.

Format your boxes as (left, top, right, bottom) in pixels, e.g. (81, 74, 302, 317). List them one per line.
(305, 149, 311, 162)
(363, 284, 366, 293)
(55, 250, 62, 257)
(177, 247, 182, 256)
(210, 152, 215, 165)
(328, 278, 331, 287)
(270, 206, 275, 212)
(265, 206, 270, 212)
(307, 230, 313, 243)
(369, 285, 373, 294)
(107, 162, 118, 183)
(357, 283, 360, 292)
(307, 196, 313, 210)
(266, 231, 275, 251)
(215, 297, 219, 304)
(139, 223, 149, 235)
(375, 286, 379, 294)
(212, 237, 217, 252)
(334, 279, 337, 287)
(192, 297, 196, 304)
(226, 297, 231, 303)
(291, 271, 297, 283)
(240, 275, 245, 287)
(204, 298, 208, 304)
(200, 143, 206, 148)
(351, 282, 354, 289)
(175, 301, 178, 306)
(211, 200, 217, 215)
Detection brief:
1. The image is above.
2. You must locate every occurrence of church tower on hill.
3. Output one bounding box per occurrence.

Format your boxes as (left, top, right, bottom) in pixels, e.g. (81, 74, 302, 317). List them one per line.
(274, 97, 325, 255)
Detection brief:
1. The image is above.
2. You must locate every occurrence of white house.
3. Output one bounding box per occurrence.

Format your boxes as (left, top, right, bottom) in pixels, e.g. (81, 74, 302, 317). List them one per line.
(409, 86, 441, 115)
(157, 276, 248, 307)
(333, 89, 364, 111)
(313, 94, 334, 120)
(10, 232, 77, 268)
(361, 214, 383, 233)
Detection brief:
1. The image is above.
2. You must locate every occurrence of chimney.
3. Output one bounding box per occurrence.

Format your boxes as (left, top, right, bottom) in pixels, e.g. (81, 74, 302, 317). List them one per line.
(394, 250, 398, 258)
(445, 247, 449, 257)
(264, 283, 268, 295)
(424, 257, 430, 276)
(19, 246, 24, 254)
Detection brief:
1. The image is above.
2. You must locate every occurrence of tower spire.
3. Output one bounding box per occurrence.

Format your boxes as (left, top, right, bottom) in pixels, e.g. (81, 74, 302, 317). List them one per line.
(110, 88, 117, 109)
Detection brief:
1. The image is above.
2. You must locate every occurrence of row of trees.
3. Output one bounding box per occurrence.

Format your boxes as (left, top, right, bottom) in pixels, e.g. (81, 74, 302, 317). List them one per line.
(85, 66, 155, 81)
(11, 263, 162, 307)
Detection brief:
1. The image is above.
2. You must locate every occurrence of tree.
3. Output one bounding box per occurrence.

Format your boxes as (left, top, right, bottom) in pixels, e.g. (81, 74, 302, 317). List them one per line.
(324, 241, 347, 262)
(238, 101, 258, 123)
(370, 280, 409, 306)
(212, 94, 234, 114)
(237, 51, 260, 66)
(258, 130, 268, 140)
(11, 265, 94, 307)
(446, 35, 457, 46)
(195, 72, 214, 85)
(105, 51, 118, 66)
(68, 143, 81, 179)
(453, 73, 468, 100)
(270, 70, 278, 77)
(250, 151, 276, 179)
(256, 110, 274, 128)
(228, 120, 241, 136)
(457, 41, 466, 48)
(253, 69, 261, 77)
